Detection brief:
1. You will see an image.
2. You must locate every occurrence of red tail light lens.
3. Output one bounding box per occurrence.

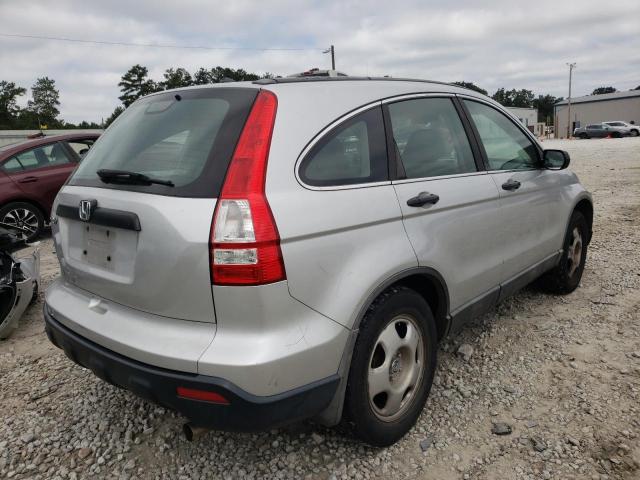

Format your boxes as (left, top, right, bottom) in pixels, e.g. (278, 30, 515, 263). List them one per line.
(210, 90, 286, 286)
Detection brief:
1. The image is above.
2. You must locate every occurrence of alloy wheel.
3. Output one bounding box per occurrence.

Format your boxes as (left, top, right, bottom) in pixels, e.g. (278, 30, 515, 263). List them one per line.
(1, 208, 38, 239)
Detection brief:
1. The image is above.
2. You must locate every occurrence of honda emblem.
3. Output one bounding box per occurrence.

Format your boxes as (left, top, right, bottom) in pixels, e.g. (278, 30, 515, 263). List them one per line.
(79, 199, 97, 222)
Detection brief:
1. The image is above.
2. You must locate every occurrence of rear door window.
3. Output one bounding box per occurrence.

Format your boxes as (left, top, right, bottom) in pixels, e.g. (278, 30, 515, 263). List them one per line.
(2, 157, 23, 173)
(68, 88, 258, 198)
(387, 97, 477, 179)
(5, 143, 74, 173)
(299, 107, 388, 187)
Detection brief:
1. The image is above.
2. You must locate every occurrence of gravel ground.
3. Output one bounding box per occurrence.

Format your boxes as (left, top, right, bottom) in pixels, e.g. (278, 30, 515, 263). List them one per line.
(1, 137, 639, 480)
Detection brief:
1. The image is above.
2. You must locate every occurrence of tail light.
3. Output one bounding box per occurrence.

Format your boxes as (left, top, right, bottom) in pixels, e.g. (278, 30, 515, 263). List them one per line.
(210, 90, 286, 285)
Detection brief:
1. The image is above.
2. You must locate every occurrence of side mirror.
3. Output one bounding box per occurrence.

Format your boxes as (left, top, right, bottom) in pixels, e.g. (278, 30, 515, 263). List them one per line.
(543, 149, 570, 170)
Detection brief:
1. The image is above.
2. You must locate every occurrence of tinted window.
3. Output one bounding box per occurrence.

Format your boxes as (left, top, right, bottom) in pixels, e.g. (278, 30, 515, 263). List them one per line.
(7, 143, 73, 173)
(388, 98, 476, 179)
(464, 100, 539, 171)
(299, 107, 387, 186)
(587, 125, 601, 130)
(2, 157, 23, 173)
(67, 88, 257, 198)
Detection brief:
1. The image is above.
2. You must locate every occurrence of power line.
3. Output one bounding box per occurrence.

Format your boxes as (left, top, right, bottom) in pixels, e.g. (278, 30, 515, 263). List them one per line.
(0, 32, 324, 52)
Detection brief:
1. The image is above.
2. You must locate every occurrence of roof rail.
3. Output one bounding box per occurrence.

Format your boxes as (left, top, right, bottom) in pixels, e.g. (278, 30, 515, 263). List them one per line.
(252, 76, 459, 89)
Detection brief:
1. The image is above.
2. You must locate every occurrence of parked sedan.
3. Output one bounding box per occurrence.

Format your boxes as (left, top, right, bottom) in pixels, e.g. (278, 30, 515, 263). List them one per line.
(0, 133, 100, 241)
(573, 123, 628, 139)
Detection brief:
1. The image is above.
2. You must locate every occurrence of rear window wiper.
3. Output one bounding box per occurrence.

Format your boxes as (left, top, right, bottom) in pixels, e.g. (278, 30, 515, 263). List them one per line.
(97, 169, 174, 187)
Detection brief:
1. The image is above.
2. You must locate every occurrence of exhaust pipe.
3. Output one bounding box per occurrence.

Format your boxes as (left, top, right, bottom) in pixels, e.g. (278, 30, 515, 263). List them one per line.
(183, 423, 209, 441)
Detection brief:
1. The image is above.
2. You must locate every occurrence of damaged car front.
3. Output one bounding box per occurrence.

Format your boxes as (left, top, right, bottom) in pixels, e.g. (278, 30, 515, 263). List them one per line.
(0, 227, 40, 339)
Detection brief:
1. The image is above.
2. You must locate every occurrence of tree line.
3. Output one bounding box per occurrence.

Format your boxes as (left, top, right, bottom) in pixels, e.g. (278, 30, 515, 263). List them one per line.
(452, 82, 637, 124)
(104, 64, 270, 126)
(0, 64, 267, 130)
(1, 67, 638, 130)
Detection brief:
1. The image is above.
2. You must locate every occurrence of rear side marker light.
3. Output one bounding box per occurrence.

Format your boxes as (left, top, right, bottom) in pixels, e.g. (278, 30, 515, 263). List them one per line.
(210, 90, 286, 286)
(176, 387, 230, 405)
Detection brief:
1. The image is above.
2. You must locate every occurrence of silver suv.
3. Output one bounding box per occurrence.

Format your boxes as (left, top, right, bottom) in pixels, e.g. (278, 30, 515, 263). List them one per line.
(44, 78, 593, 446)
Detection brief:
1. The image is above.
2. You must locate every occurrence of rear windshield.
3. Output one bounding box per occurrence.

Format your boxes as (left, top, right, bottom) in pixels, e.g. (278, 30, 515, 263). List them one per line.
(68, 87, 258, 197)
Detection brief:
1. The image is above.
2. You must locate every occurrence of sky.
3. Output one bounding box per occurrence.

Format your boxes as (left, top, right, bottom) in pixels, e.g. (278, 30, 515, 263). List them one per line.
(1, 0, 639, 124)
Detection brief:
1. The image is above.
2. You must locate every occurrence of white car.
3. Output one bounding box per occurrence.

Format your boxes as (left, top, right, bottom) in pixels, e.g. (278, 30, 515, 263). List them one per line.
(603, 121, 640, 137)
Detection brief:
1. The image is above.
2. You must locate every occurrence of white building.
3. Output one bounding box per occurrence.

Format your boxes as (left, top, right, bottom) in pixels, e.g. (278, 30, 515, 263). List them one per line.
(506, 107, 545, 137)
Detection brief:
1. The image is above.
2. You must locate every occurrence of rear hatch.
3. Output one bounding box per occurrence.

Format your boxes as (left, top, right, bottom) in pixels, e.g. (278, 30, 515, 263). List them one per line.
(54, 87, 258, 322)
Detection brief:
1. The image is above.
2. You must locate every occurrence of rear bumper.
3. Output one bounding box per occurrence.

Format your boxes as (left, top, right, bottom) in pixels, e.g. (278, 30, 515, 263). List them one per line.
(44, 306, 339, 431)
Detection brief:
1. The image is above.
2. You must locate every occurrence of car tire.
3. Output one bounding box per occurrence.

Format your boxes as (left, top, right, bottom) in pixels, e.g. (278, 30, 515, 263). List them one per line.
(612, 132, 622, 138)
(630, 129, 639, 137)
(538, 211, 588, 295)
(579, 133, 588, 139)
(0, 202, 45, 242)
(344, 286, 437, 447)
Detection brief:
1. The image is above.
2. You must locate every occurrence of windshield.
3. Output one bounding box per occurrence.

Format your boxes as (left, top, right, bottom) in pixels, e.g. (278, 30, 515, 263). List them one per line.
(68, 87, 257, 198)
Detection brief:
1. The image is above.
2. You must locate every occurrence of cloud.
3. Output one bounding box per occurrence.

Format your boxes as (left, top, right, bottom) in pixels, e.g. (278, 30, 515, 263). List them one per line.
(1, 0, 638, 123)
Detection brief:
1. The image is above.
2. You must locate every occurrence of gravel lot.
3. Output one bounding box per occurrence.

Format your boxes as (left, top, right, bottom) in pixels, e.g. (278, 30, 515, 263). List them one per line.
(1, 137, 639, 480)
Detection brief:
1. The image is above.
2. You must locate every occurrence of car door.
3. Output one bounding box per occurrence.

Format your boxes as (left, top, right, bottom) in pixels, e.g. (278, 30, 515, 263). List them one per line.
(588, 125, 605, 138)
(7, 142, 77, 214)
(386, 95, 503, 319)
(461, 98, 565, 292)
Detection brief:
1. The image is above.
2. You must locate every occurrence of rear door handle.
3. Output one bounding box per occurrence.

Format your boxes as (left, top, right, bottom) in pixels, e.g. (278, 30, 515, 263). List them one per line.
(501, 179, 521, 191)
(18, 176, 38, 184)
(407, 191, 440, 207)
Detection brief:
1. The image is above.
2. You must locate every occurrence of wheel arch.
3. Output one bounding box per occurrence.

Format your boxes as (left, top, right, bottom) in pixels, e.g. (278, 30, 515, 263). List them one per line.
(353, 267, 451, 341)
(1, 197, 49, 218)
(316, 267, 451, 427)
(573, 197, 594, 244)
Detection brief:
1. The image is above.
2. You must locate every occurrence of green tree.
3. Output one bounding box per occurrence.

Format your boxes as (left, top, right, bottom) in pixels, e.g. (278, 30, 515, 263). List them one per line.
(452, 81, 487, 96)
(71, 120, 102, 129)
(161, 68, 193, 90)
(512, 89, 534, 108)
(27, 77, 61, 127)
(193, 67, 215, 85)
(104, 106, 125, 127)
(492, 88, 512, 106)
(118, 65, 159, 107)
(192, 66, 261, 84)
(492, 88, 534, 108)
(532, 94, 558, 123)
(592, 86, 616, 95)
(0, 80, 26, 129)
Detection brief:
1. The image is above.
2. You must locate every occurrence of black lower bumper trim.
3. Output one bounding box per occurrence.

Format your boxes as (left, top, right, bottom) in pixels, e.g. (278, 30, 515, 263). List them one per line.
(44, 305, 339, 432)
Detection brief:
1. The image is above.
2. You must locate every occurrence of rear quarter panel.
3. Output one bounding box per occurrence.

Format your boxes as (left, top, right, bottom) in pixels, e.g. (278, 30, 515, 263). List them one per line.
(264, 83, 424, 329)
(0, 169, 28, 206)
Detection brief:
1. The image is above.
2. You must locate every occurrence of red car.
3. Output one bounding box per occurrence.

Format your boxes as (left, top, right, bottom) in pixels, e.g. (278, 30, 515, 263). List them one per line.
(0, 133, 100, 241)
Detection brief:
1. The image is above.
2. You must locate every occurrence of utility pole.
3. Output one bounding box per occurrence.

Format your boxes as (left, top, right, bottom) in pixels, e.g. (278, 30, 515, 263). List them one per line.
(566, 62, 576, 139)
(323, 45, 335, 70)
